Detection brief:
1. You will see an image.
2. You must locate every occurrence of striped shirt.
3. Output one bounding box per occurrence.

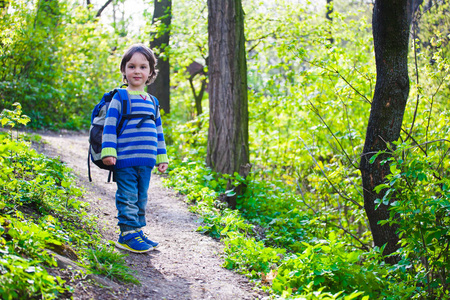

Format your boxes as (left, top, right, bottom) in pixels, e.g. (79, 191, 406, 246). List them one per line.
(101, 90, 168, 169)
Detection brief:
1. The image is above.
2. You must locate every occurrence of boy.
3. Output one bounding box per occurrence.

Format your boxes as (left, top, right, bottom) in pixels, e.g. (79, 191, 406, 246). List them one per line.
(102, 44, 168, 253)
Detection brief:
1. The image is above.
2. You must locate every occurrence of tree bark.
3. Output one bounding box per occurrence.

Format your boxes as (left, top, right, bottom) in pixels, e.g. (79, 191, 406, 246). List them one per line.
(207, 0, 250, 208)
(326, 0, 334, 44)
(148, 0, 172, 114)
(326, 0, 333, 21)
(360, 0, 419, 263)
(189, 74, 206, 116)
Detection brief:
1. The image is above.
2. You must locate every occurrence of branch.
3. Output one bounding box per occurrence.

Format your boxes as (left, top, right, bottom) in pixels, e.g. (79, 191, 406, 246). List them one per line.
(247, 32, 275, 53)
(352, 64, 374, 93)
(400, 127, 427, 155)
(405, 23, 420, 142)
(436, 147, 450, 174)
(306, 59, 372, 105)
(297, 181, 369, 251)
(196, 45, 208, 62)
(337, 93, 357, 157)
(188, 77, 198, 99)
(299, 135, 363, 209)
(426, 74, 447, 146)
(308, 100, 359, 170)
(96, 0, 113, 17)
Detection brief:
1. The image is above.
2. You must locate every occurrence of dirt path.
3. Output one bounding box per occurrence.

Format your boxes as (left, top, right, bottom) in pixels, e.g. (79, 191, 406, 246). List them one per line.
(37, 131, 263, 300)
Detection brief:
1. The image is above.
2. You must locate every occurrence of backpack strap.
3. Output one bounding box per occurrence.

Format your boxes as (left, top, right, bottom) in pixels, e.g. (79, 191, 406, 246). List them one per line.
(116, 88, 131, 115)
(148, 94, 159, 119)
(135, 114, 155, 127)
(131, 95, 158, 127)
(89, 87, 126, 183)
(115, 89, 159, 135)
(115, 88, 131, 136)
(88, 146, 92, 182)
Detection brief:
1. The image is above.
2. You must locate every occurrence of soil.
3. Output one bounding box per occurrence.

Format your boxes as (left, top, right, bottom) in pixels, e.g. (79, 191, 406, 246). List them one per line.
(35, 131, 266, 300)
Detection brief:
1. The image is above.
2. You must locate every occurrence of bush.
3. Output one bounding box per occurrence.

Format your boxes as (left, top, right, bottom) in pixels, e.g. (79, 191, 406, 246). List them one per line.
(0, 104, 138, 297)
(374, 141, 450, 298)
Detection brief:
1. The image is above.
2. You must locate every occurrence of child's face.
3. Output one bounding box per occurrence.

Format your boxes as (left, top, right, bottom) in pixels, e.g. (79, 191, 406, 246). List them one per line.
(123, 52, 151, 91)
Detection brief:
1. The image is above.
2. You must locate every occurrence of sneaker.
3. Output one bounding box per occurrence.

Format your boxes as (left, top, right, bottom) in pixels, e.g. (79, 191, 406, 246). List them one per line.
(136, 230, 159, 248)
(116, 231, 153, 253)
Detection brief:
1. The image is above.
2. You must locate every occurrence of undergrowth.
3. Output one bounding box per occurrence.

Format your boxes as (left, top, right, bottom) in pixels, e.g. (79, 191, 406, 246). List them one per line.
(163, 113, 450, 299)
(0, 103, 137, 299)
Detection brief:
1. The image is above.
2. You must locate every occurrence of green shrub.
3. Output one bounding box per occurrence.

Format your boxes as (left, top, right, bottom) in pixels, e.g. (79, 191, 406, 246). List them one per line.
(0, 104, 138, 297)
(374, 141, 450, 298)
(272, 233, 385, 298)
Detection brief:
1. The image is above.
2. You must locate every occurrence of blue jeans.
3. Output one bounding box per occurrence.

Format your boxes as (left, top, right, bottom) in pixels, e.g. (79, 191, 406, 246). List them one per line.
(115, 166, 152, 232)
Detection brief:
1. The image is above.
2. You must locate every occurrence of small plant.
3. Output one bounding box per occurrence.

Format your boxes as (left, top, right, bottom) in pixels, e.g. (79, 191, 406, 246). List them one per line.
(0, 252, 66, 300)
(85, 244, 139, 284)
(0, 102, 30, 135)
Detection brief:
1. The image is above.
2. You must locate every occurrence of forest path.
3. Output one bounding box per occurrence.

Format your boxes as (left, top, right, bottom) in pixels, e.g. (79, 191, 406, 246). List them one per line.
(37, 131, 263, 300)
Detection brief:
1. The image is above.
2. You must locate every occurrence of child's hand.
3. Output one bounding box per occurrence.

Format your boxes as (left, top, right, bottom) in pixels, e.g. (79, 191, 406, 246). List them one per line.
(102, 156, 116, 166)
(158, 163, 168, 173)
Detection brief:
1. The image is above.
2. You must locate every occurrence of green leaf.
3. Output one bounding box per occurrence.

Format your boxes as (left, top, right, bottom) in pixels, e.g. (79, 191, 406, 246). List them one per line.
(210, 180, 218, 189)
(225, 189, 236, 197)
(61, 180, 70, 188)
(344, 291, 365, 300)
(369, 152, 383, 164)
(203, 175, 214, 181)
(374, 183, 389, 193)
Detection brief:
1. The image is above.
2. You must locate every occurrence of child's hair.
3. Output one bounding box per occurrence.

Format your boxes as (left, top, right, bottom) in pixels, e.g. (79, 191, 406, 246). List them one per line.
(120, 43, 158, 85)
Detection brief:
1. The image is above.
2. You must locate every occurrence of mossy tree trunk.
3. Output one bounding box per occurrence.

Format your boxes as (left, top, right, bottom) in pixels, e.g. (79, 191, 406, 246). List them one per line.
(206, 0, 250, 208)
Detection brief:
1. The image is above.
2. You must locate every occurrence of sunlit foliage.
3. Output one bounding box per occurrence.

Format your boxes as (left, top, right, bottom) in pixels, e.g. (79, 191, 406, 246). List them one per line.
(1, 0, 450, 298)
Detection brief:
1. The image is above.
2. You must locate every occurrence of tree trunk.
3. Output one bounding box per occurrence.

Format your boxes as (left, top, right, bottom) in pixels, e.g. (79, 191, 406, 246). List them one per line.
(148, 0, 172, 114)
(207, 0, 250, 208)
(360, 0, 419, 263)
(189, 75, 206, 116)
(326, 0, 334, 44)
(187, 61, 207, 117)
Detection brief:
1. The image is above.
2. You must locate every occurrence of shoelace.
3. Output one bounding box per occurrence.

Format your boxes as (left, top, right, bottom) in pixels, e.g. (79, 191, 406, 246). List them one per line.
(134, 237, 146, 243)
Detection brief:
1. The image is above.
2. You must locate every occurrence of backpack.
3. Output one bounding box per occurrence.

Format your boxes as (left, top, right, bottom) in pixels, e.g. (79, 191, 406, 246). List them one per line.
(88, 87, 159, 182)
